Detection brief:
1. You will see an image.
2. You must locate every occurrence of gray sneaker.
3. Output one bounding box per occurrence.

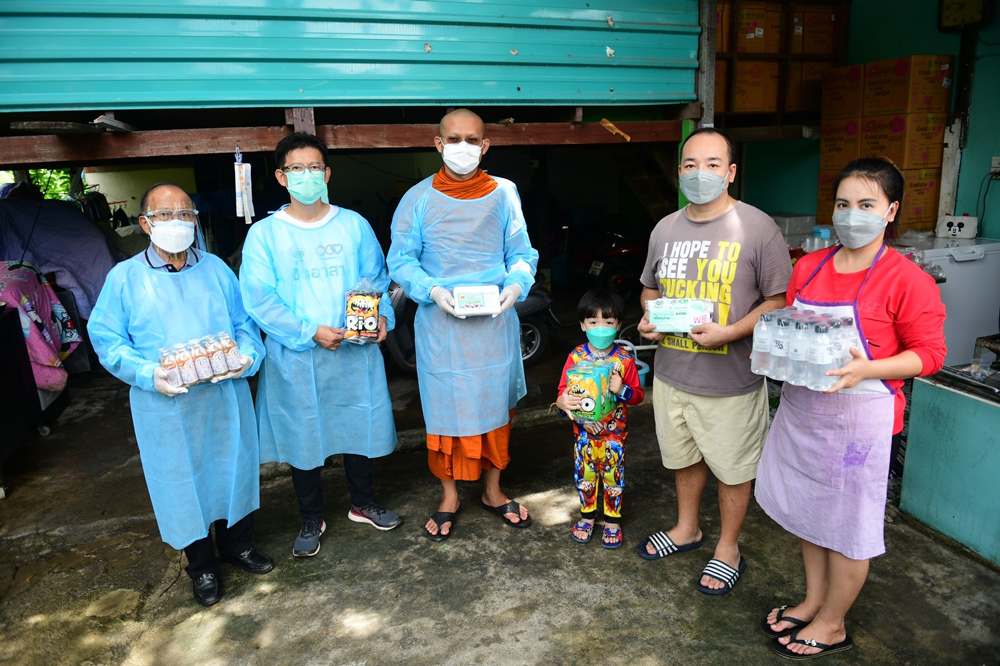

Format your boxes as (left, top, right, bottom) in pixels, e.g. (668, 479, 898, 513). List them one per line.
(292, 519, 326, 557)
(348, 502, 403, 531)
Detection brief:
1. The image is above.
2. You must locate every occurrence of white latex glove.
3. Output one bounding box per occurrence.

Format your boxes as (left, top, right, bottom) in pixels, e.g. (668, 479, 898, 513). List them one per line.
(211, 355, 253, 383)
(153, 367, 188, 397)
(430, 286, 465, 319)
(493, 284, 522, 317)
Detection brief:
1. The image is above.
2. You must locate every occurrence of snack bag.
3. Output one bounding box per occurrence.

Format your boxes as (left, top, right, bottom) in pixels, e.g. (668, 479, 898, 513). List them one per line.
(344, 278, 381, 344)
(566, 360, 615, 422)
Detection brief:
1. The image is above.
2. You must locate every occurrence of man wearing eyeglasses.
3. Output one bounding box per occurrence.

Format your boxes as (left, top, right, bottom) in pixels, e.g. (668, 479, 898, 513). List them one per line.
(88, 182, 273, 607)
(240, 132, 401, 560)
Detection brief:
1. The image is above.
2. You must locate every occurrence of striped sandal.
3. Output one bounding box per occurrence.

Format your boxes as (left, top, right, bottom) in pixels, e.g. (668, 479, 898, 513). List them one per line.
(635, 531, 703, 560)
(695, 555, 747, 595)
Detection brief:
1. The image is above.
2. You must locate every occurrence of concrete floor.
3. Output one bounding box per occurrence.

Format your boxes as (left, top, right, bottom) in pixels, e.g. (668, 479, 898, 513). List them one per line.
(2, 360, 999, 665)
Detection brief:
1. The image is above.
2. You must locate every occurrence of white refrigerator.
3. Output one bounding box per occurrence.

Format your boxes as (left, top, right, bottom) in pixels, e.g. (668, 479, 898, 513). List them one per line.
(917, 237, 1000, 366)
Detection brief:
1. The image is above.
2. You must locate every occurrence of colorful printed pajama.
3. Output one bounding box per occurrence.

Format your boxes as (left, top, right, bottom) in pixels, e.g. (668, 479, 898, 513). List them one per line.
(574, 432, 625, 519)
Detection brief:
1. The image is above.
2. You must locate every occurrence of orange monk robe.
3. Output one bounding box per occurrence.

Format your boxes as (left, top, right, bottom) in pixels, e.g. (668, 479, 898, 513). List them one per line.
(426, 166, 511, 481)
(431, 166, 498, 200)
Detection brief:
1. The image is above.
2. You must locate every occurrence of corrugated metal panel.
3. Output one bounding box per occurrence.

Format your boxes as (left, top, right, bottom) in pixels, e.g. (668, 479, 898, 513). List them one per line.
(0, 1, 699, 112)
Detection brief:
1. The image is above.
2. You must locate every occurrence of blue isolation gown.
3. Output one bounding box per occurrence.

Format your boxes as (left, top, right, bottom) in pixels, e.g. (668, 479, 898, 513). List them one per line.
(387, 176, 538, 437)
(240, 205, 397, 469)
(87, 252, 265, 550)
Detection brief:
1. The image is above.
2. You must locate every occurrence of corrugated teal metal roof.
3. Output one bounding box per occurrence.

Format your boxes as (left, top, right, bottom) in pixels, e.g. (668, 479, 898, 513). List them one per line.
(0, 1, 699, 112)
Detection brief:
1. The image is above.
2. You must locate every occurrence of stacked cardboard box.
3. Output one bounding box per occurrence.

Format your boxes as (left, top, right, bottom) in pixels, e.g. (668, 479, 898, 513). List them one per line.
(817, 55, 952, 229)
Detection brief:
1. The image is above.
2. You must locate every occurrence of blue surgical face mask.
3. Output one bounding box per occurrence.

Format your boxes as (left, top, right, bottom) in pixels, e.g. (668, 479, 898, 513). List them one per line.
(832, 205, 893, 249)
(679, 169, 729, 205)
(285, 169, 328, 205)
(586, 326, 618, 350)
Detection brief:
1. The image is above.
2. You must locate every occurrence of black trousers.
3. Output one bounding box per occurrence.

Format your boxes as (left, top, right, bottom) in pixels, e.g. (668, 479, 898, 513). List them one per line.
(290, 454, 374, 522)
(183, 512, 255, 579)
(889, 432, 905, 478)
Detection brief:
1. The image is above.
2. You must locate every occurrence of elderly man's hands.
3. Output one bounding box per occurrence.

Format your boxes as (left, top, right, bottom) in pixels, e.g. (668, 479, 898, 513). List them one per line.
(313, 325, 345, 351)
(153, 367, 187, 397)
(210, 355, 253, 383)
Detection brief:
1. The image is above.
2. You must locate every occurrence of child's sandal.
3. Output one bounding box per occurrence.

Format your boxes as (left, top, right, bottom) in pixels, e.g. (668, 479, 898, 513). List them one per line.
(571, 520, 594, 544)
(602, 524, 623, 549)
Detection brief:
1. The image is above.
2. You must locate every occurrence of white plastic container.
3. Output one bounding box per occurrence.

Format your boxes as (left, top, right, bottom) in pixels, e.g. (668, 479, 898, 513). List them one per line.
(453, 285, 501, 316)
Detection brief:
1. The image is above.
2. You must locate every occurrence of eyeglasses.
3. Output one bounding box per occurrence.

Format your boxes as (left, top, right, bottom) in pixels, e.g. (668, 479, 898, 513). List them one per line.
(280, 164, 327, 173)
(143, 209, 198, 223)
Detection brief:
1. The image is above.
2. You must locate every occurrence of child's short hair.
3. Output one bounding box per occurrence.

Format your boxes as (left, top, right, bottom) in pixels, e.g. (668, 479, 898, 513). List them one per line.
(577, 288, 625, 323)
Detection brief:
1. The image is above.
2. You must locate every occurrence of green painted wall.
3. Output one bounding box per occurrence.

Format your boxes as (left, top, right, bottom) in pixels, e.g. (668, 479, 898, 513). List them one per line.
(742, 139, 821, 216)
(953, 20, 1000, 236)
(741, 0, 1000, 236)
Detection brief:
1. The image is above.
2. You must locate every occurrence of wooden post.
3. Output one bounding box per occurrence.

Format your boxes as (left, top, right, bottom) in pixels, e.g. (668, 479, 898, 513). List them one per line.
(284, 107, 316, 135)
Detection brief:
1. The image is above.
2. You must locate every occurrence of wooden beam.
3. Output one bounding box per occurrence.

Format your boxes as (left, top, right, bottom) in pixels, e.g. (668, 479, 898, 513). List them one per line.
(0, 120, 683, 168)
(10, 121, 101, 135)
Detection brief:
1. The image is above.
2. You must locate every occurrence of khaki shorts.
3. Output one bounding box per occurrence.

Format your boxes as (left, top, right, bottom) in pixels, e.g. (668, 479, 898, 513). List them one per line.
(652, 377, 769, 485)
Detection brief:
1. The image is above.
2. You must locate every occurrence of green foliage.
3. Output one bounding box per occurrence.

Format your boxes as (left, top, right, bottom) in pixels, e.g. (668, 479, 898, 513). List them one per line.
(29, 169, 75, 199)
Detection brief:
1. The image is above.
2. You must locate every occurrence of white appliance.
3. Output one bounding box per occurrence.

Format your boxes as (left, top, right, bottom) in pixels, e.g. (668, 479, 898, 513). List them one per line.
(917, 237, 1000, 366)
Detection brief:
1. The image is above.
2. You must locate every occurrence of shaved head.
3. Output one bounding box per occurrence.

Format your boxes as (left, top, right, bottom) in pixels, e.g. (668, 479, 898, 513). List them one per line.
(439, 108, 486, 138)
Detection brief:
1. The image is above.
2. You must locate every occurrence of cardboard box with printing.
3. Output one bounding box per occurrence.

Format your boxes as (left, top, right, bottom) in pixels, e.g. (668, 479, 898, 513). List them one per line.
(821, 65, 864, 119)
(734, 61, 780, 112)
(860, 114, 947, 170)
(717, 0, 732, 52)
(901, 168, 942, 228)
(804, 11, 838, 55)
(764, 2, 785, 53)
(737, 1, 767, 53)
(819, 117, 861, 171)
(863, 55, 953, 116)
(715, 61, 728, 112)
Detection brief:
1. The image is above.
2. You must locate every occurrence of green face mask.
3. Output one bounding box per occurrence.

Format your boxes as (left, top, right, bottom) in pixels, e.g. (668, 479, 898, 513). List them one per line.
(586, 326, 618, 350)
(286, 170, 329, 205)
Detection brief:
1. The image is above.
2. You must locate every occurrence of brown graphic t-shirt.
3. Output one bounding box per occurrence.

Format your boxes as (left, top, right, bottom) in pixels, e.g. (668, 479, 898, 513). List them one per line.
(640, 201, 792, 397)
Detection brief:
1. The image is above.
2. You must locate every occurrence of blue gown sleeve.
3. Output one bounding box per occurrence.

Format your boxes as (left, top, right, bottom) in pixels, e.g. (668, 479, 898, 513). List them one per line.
(353, 212, 396, 332)
(498, 181, 539, 302)
(87, 265, 159, 393)
(387, 188, 436, 306)
(220, 262, 266, 375)
(239, 223, 319, 352)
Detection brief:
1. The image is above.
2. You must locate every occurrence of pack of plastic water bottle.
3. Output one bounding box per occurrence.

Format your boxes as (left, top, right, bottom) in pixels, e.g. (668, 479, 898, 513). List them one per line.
(751, 306, 862, 391)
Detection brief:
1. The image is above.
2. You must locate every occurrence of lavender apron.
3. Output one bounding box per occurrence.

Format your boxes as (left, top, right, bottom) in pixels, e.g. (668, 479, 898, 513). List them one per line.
(755, 246, 895, 560)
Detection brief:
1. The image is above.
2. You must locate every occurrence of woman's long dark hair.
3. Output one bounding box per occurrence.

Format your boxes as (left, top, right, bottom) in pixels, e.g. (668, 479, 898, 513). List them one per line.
(832, 157, 905, 240)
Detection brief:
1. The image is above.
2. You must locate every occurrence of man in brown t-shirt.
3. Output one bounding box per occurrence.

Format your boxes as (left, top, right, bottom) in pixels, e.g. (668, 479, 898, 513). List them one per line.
(636, 128, 792, 595)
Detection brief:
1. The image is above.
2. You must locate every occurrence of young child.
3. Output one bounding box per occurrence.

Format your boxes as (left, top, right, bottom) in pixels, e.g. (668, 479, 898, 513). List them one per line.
(555, 289, 644, 548)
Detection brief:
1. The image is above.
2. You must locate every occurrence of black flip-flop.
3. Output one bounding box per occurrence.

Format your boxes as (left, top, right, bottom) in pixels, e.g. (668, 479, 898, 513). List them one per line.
(769, 629, 854, 660)
(760, 605, 808, 639)
(635, 531, 703, 560)
(425, 507, 459, 542)
(480, 499, 532, 528)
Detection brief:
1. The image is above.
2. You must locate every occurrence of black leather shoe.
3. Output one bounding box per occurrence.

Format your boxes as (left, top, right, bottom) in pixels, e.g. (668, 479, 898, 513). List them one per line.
(192, 573, 222, 606)
(222, 548, 274, 574)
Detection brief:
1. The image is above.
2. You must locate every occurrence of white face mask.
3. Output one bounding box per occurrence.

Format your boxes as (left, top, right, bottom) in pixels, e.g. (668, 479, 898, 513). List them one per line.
(441, 141, 482, 175)
(150, 219, 195, 254)
(831, 205, 893, 249)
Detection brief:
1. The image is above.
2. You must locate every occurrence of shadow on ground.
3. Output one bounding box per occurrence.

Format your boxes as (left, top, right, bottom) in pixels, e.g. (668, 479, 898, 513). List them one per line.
(2, 347, 998, 664)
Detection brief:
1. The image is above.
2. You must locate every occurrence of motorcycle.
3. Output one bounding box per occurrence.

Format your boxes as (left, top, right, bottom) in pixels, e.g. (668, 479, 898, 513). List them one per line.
(384, 275, 560, 373)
